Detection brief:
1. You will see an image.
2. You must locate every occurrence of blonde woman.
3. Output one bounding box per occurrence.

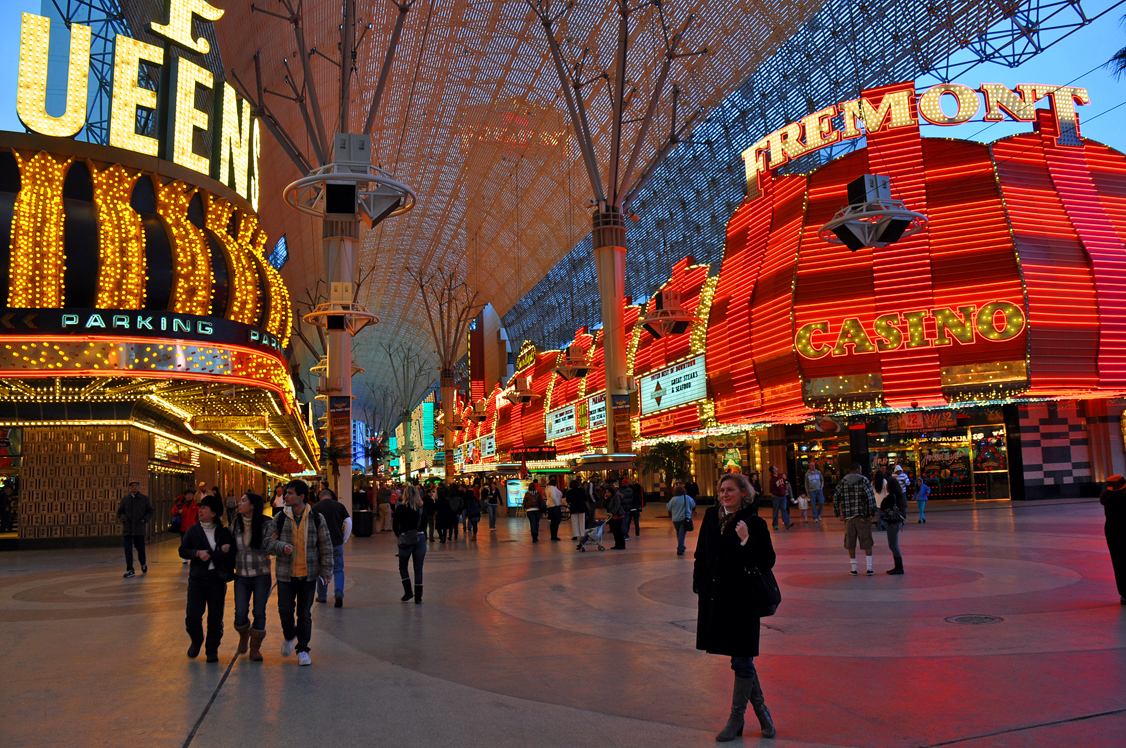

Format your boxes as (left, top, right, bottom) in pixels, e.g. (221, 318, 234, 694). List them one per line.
(693, 473, 777, 740)
(393, 485, 428, 604)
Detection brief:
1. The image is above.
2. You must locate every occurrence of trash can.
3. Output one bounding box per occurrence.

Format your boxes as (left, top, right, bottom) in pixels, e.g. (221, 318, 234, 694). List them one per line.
(353, 510, 375, 537)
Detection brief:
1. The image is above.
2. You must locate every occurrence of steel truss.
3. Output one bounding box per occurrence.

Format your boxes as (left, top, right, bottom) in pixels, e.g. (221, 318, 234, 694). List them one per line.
(502, 0, 1126, 351)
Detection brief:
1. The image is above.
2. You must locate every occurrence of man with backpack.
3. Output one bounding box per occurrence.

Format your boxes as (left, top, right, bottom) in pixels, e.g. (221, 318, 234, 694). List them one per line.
(264, 480, 334, 666)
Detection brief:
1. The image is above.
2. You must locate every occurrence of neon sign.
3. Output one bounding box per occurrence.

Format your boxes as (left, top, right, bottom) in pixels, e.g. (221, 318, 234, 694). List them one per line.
(15, 0, 261, 209)
(742, 82, 1090, 194)
(795, 301, 1026, 359)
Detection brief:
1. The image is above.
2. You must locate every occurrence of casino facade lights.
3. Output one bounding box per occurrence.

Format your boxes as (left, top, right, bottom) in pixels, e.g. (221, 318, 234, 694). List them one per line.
(444, 80, 1126, 502)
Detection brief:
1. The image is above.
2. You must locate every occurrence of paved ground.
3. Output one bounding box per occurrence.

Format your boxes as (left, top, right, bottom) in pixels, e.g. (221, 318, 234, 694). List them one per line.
(1, 499, 1123, 748)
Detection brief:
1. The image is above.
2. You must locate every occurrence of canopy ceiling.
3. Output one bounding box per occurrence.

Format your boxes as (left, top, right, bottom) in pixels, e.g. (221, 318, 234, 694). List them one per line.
(215, 0, 832, 407)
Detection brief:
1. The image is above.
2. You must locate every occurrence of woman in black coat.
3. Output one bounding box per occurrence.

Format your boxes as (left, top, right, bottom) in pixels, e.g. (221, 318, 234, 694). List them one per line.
(177, 494, 235, 662)
(693, 472, 777, 741)
(882, 477, 908, 575)
(1101, 474, 1126, 605)
(435, 488, 455, 543)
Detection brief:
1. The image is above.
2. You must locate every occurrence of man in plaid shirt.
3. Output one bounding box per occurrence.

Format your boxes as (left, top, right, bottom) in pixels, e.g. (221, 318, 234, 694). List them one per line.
(833, 462, 877, 576)
(265, 480, 334, 666)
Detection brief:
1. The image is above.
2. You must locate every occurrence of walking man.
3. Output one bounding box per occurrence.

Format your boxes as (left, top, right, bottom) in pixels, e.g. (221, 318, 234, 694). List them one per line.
(768, 466, 795, 531)
(118, 480, 153, 578)
(377, 482, 393, 532)
(567, 479, 588, 540)
(833, 462, 878, 576)
(523, 480, 544, 542)
(312, 488, 352, 608)
(804, 462, 826, 522)
(545, 478, 564, 541)
(265, 480, 334, 666)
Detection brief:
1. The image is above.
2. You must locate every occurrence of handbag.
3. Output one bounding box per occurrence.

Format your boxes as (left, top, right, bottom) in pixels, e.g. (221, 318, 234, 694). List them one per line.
(881, 505, 903, 525)
(399, 507, 423, 546)
(745, 564, 782, 617)
(683, 499, 695, 532)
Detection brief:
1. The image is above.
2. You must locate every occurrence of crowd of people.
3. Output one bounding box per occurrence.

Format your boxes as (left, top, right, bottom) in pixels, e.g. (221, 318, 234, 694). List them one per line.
(108, 463, 1126, 742)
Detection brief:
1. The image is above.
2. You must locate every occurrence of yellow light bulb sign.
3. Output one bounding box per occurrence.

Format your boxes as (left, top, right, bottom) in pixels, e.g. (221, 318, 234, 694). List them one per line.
(14, 0, 258, 207)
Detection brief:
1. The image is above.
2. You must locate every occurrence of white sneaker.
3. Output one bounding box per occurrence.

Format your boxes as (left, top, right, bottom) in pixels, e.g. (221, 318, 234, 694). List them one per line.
(297, 651, 311, 666)
(281, 638, 296, 657)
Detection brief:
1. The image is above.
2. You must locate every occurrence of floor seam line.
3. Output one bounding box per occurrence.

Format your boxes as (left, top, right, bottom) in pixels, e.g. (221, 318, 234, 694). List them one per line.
(918, 705, 1126, 747)
(181, 652, 239, 748)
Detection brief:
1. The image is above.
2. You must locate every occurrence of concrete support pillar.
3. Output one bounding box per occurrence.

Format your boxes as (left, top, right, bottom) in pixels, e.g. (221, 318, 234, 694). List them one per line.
(1084, 399, 1126, 484)
(593, 209, 627, 452)
(324, 223, 357, 497)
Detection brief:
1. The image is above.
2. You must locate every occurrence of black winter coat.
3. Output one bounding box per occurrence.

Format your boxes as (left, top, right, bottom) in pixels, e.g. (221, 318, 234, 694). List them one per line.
(178, 522, 236, 582)
(435, 497, 457, 528)
(693, 505, 776, 657)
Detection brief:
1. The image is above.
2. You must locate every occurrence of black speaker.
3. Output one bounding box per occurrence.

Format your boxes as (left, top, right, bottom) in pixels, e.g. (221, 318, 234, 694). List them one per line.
(832, 223, 866, 252)
(327, 315, 346, 331)
(325, 183, 357, 215)
(877, 218, 912, 245)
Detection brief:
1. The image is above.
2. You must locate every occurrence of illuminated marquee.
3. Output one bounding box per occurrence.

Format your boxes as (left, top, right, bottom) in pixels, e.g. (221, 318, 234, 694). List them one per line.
(741, 82, 1090, 194)
(794, 301, 1026, 359)
(15, 0, 261, 208)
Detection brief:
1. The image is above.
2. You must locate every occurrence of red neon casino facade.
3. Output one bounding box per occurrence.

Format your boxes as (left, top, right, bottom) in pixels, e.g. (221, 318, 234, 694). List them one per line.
(454, 80, 1126, 501)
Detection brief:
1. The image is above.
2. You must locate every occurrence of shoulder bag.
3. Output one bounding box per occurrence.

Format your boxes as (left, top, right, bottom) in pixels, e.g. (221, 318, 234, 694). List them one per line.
(744, 562, 781, 618)
(683, 499, 695, 532)
(881, 504, 903, 525)
(398, 507, 423, 546)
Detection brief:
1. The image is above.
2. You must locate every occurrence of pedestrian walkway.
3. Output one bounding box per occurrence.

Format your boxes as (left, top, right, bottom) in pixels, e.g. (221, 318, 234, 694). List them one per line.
(0, 500, 1122, 747)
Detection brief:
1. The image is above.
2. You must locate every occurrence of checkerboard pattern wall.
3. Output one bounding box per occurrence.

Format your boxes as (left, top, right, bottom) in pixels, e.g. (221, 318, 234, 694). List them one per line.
(1019, 403, 1090, 486)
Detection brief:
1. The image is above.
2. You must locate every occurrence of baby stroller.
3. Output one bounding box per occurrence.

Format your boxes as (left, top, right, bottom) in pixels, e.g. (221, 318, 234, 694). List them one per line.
(577, 519, 606, 551)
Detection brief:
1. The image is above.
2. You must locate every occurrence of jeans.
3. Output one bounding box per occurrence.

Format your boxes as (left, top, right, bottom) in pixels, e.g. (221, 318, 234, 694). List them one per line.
(610, 517, 626, 548)
(398, 538, 427, 585)
(547, 506, 562, 539)
(770, 495, 791, 527)
(527, 510, 541, 540)
(276, 577, 317, 653)
(317, 544, 344, 600)
(887, 521, 903, 560)
(123, 534, 146, 570)
(673, 520, 688, 553)
(186, 571, 227, 654)
(808, 489, 825, 519)
(916, 500, 926, 521)
(487, 503, 498, 529)
(233, 574, 271, 631)
(730, 655, 756, 679)
(571, 511, 586, 539)
(426, 514, 436, 539)
(626, 510, 640, 536)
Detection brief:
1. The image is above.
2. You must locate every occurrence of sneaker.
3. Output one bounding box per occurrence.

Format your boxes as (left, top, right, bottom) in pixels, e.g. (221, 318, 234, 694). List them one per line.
(867, 569, 874, 576)
(850, 569, 858, 576)
(281, 638, 296, 657)
(123, 569, 135, 578)
(297, 652, 311, 666)
(141, 565, 148, 574)
(784, 522, 794, 530)
(182, 559, 189, 565)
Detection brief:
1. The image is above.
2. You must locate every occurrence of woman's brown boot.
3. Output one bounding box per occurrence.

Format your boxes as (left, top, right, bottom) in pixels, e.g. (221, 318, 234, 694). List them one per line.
(234, 622, 251, 654)
(248, 628, 265, 662)
(716, 676, 753, 741)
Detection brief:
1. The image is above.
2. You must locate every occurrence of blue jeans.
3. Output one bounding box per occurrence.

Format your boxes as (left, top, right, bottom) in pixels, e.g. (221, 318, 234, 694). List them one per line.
(122, 534, 146, 571)
(770, 495, 791, 527)
(487, 503, 498, 528)
(234, 574, 271, 631)
(398, 538, 426, 585)
(916, 500, 926, 520)
(673, 521, 687, 553)
(316, 545, 344, 600)
(808, 489, 825, 519)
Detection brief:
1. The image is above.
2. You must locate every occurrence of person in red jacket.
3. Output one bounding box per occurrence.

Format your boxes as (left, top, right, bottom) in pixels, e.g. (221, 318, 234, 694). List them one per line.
(173, 489, 200, 566)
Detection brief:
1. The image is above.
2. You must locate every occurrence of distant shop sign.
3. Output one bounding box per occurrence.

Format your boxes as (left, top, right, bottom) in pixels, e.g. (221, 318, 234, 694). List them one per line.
(190, 415, 267, 432)
(546, 404, 577, 441)
(890, 411, 959, 433)
(639, 356, 707, 415)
